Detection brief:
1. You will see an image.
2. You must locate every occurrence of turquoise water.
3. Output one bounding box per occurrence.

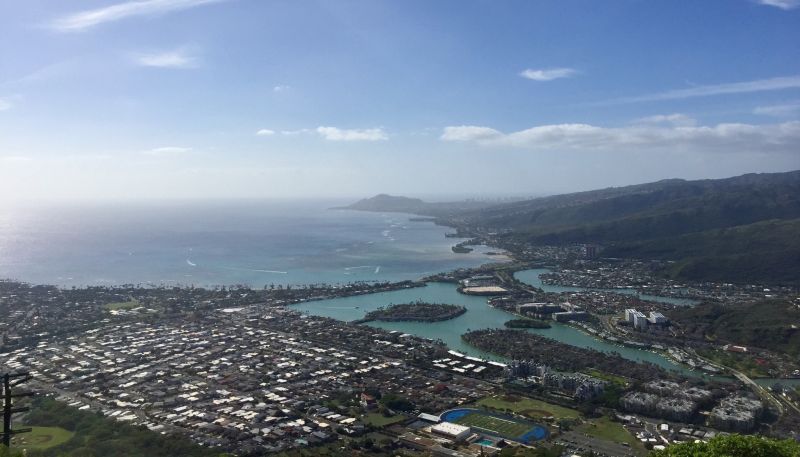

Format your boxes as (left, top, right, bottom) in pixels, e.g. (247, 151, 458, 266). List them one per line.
(5, 201, 795, 386)
(0, 200, 500, 287)
(293, 282, 697, 375)
(514, 268, 699, 306)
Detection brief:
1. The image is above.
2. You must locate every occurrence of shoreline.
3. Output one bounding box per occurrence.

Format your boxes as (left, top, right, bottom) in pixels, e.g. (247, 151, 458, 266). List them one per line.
(5, 207, 798, 384)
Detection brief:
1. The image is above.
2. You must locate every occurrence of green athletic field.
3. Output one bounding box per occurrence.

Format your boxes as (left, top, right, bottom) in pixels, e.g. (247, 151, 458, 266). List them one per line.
(12, 426, 74, 450)
(452, 411, 531, 438)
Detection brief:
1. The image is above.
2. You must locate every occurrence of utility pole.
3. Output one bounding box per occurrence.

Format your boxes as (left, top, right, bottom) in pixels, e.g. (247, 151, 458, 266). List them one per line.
(2, 372, 33, 448)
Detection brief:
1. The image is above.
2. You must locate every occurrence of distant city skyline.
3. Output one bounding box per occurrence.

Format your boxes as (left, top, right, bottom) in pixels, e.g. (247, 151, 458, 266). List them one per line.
(1, 0, 799, 201)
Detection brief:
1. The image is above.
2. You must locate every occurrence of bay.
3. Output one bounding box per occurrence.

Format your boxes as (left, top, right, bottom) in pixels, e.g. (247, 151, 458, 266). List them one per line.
(0, 200, 499, 287)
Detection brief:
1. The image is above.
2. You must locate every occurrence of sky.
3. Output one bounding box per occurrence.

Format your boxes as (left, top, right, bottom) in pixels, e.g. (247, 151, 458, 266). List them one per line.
(1, 0, 799, 201)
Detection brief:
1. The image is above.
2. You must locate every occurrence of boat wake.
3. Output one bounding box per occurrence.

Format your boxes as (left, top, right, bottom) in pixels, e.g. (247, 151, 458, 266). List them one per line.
(223, 266, 288, 274)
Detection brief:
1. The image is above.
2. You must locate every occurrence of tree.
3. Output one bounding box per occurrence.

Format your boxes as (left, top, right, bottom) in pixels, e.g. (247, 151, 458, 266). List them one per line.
(651, 434, 800, 457)
(0, 446, 25, 457)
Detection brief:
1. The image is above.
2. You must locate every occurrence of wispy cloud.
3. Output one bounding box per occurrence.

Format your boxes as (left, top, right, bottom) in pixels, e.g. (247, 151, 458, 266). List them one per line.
(144, 146, 193, 156)
(633, 113, 697, 127)
(316, 126, 387, 141)
(610, 75, 800, 104)
(754, 102, 800, 117)
(757, 0, 800, 10)
(256, 129, 275, 136)
(0, 98, 11, 111)
(441, 121, 800, 154)
(281, 129, 312, 136)
(135, 48, 199, 68)
(441, 126, 502, 142)
(273, 85, 290, 92)
(50, 0, 230, 32)
(519, 67, 576, 81)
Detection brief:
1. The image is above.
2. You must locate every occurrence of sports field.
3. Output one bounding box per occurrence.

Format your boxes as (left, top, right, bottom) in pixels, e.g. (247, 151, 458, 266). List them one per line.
(12, 426, 74, 450)
(475, 394, 580, 419)
(440, 408, 548, 444)
(455, 411, 531, 437)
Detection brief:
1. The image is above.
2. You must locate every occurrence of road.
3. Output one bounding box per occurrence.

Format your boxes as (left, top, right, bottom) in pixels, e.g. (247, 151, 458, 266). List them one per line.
(688, 349, 800, 417)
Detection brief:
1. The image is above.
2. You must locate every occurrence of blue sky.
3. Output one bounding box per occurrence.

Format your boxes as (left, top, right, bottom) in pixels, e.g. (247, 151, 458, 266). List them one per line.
(1, 0, 799, 200)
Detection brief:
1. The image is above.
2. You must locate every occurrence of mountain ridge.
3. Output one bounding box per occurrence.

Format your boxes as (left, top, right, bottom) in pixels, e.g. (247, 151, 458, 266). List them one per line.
(344, 170, 800, 285)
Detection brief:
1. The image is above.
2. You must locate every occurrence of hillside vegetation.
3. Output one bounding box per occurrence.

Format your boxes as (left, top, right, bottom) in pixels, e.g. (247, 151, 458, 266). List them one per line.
(467, 172, 800, 284)
(650, 433, 800, 457)
(605, 218, 800, 284)
(669, 299, 800, 356)
(460, 171, 800, 236)
(19, 398, 225, 457)
(346, 171, 800, 285)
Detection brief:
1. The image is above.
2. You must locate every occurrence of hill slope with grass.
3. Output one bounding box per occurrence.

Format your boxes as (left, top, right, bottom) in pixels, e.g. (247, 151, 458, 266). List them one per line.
(669, 299, 800, 356)
(347, 171, 800, 284)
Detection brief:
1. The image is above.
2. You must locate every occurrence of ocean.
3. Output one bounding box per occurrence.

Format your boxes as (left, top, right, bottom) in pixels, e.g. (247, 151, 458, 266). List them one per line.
(0, 200, 499, 287)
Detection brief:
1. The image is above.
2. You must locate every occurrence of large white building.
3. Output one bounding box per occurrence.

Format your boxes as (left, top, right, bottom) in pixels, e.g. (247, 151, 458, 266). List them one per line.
(624, 309, 649, 330)
(430, 422, 471, 441)
(648, 312, 668, 325)
(625, 308, 668, 330)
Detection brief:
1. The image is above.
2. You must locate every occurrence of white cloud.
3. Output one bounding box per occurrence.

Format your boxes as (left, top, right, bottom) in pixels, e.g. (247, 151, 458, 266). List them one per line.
(440, 126, 502, 142)
(135, 49, 198, 68)
(316, 126, 387, 141)
(519, 67, 576, 81)
(0, 98, 11, 111)
(273, 85, 290, 92)
(50, 0, 230, 32)
(757, 0, 800, 9)
(440, 121, 800, 154)
(754, 102, 800, 117)
(256, 129, 275, 136)
(281, 129, 312, 136)
(144, 146, 193, 155)
(612, 75, 800, 104)
(633, 113, 697, 127)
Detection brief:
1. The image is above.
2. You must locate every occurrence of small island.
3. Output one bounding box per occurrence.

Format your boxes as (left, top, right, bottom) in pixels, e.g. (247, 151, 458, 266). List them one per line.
(358, 301, 467, 323)
(451, 245, 474, 253)
(504, 318, 552, 329)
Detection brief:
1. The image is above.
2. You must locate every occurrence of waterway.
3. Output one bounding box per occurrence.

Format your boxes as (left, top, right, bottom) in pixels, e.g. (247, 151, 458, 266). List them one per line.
(293, 281, 700, 376)
(514, 268, 699, 306)
(293, 272, 799, 387)
(513, 269, 800, 387)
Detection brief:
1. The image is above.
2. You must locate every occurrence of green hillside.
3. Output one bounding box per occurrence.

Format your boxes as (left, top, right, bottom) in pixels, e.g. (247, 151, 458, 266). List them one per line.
(469, 171, 800, 285)
(650, 434, 800, 457)
(604, 218, 800, 285)
(669, 299, 800, 356)
(464, 171, 800, 238)
(346, 171, 800, 284)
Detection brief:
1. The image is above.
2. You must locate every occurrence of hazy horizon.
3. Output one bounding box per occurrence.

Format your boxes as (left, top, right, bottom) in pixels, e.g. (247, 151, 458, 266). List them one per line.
(1, 168, 799, 207)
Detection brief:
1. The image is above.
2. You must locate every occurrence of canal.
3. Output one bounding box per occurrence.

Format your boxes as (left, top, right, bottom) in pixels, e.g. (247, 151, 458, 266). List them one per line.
(293, 271, 798, 387)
